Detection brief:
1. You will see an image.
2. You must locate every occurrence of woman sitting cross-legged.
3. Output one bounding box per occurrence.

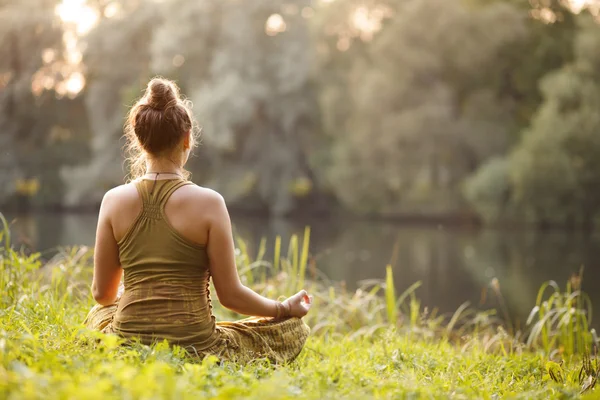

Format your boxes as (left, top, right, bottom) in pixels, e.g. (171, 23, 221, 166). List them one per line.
(84, 77, 312, 364)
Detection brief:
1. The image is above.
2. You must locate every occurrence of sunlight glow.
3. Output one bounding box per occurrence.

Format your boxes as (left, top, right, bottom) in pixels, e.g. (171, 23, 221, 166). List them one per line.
(569, 0, 600, 16)
(351, 6, 384, 41)
(43, 76, 56, 90)
(172, 54, 185, 67)
(65, 72, 85, 96)
(354, 5, 392, 40)
(42, 49, 56, 64)
(104, 2, 121, 19)
(56, 0, 99, 35)
(533, 7, 558, 23)
(324, 4, 392, 53)
(568, 0, 589, 13)
(265, 13, 287, 36)
(31, 0, 93, 98)
(529, 0, 600, 18)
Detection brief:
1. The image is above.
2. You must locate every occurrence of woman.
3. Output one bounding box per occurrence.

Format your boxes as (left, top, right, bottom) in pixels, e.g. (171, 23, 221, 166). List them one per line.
(84, 77, 312, 364)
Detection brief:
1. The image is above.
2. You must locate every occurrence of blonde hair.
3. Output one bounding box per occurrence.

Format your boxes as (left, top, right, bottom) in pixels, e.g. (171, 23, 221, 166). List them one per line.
(124, 77, 200, 180)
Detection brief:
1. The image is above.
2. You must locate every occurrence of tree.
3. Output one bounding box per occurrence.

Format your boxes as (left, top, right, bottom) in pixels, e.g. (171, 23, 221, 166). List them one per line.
(467, 14, 600, 228)
(67, 0, 327, 216)
(0, 0, 89, 207)
(466, 0, 579, 136)
(60, 1, 160, 207)
(156, 0, 325, 216)
(318, 0, 526, 215)
(508, 15, 600, 228)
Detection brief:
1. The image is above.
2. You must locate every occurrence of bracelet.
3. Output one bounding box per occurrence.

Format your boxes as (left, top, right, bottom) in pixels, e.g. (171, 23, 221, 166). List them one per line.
(282, 301, 291, 318)
(274, 301, 291, 319)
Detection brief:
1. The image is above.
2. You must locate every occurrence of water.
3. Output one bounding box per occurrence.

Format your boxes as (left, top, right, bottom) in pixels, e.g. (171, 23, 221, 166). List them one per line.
(5, 212, 600, 328)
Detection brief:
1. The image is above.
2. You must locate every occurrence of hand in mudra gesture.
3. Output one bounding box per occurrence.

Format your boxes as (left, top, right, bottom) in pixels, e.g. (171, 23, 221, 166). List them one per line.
(282, 290, 313, 318)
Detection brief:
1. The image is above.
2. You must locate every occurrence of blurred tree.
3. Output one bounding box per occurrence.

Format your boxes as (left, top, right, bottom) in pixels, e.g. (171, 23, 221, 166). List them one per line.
(467, 14, 600, 228)
(72, 0, 328, 215)
(463, 157, 511, 223)
(509, 15, 600, 228)
(152, 0, 326, 216)
(466, 0, 578, 136)
(318, 0, 526, 215)
(2, 0, 597, 225)
(0, 0, 90, 207)
(61, 0, 159, 207)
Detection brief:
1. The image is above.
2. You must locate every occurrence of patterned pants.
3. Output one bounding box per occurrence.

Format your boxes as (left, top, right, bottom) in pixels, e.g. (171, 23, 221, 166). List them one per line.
(84, 303, 310, 364)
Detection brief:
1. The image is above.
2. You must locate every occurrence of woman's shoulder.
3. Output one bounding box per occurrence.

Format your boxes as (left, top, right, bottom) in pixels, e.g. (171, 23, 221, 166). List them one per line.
(163, 183, 229, 231)
(173, 183, 226, 207)
(181, 183, 223, 200)
(100, 182, 140, 213)
(101, 181, 224, 207)
(103, 181, 139, 201)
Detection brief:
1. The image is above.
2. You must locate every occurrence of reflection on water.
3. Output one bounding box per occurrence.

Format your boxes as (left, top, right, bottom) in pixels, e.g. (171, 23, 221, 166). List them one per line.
(5, 212, 600, 328)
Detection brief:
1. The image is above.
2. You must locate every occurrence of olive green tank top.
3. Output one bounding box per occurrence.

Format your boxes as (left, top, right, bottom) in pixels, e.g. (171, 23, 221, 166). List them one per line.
(112, 178, 219, 350)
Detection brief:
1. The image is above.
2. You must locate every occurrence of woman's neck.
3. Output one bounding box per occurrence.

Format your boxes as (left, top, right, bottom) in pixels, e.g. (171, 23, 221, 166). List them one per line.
(145, 158, 182, 175)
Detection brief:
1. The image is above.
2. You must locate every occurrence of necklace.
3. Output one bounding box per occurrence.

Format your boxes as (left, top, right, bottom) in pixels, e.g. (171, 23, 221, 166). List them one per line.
(145, 171, 183, 178)
(145, 171, 184, 195)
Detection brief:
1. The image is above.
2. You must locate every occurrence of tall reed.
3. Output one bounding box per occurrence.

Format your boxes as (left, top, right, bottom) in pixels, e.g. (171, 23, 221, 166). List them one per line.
(2, 218, 597, 358)
(526, 269, 593, 357)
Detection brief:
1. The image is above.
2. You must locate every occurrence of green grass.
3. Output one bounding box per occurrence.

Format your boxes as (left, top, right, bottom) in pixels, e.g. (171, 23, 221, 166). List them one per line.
(1, 216, 599, 399)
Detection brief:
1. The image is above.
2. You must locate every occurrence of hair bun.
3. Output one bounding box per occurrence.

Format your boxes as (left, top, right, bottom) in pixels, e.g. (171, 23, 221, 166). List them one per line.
(145, 78, 178, 110)
(125, 76, 199, 179)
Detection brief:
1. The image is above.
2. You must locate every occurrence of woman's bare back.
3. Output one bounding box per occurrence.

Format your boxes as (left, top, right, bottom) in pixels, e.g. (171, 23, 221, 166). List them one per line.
(107, 179, 222, 246)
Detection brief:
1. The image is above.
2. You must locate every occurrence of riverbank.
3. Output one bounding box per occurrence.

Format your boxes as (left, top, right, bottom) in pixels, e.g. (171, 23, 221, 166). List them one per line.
(0, 227, 597, 398)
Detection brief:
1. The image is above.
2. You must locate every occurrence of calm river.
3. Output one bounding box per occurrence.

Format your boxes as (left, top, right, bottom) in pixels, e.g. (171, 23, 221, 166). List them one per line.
(4, 212, 600, 329)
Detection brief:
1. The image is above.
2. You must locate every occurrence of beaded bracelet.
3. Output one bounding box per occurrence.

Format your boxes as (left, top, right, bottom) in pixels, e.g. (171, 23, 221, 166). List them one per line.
(275, 301, 292, 319)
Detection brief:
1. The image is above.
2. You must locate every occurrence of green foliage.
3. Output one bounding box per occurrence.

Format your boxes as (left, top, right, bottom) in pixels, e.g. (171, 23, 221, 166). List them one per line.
(474, 15, 600, 228)
(0, 0, 93, 206)
(546, 360, 565, 383)
(462, 13, 600, 228)
(2, 219, 600, 398)
(526, 271, 594, 357)
(463, 157, 511, 223)
(384, 265, 397, 325)
(3, 0, 600, 222)
(298, 227, 310, 291)
(466, 0, 578, 132)
(320, 0, 526, 215)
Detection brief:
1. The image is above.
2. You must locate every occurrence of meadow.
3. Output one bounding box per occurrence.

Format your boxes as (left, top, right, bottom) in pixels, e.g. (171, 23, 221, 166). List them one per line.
(1, 218, 599, 399)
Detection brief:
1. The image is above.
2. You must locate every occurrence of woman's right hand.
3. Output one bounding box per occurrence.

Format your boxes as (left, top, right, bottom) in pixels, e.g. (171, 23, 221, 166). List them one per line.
(282, 290, 313, 318)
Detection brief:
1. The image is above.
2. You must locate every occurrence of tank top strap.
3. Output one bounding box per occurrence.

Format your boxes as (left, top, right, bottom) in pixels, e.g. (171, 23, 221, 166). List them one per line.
(133, 179, 152, 204)
(132, 179, 191, 221)
(131, 179, 161, 221)
(156, 179, 194, 209)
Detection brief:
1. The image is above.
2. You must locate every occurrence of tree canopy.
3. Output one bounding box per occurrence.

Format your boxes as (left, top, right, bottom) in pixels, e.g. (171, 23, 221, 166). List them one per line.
(2, 0, 600, 227)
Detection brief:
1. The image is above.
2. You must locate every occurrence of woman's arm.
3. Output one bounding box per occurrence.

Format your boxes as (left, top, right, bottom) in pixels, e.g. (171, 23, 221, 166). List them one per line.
(205, 191, 311, 318)
(91, 190, 123, 306)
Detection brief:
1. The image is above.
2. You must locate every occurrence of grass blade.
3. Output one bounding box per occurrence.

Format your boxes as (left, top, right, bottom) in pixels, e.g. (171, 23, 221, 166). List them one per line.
(385, 265, 397, 325)
(298, 227, 310, 291)
(274, 236, 281, 273)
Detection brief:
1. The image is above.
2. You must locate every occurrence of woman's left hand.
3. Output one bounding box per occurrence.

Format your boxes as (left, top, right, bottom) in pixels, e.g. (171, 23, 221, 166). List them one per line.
(282, 290, 313, 318)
